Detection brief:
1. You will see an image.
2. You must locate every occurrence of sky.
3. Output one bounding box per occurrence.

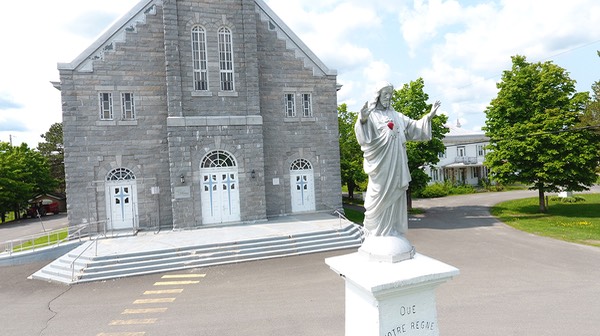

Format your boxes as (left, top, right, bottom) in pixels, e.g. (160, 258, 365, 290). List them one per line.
(1, 0, 599, 148)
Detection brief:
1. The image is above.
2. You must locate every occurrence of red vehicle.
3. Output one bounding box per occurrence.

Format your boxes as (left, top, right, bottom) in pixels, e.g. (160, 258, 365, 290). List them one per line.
(24, 200, 60, 218)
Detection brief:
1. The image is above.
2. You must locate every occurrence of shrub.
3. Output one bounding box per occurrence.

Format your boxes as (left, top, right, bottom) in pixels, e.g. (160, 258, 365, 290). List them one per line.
(417, 183, 449, 198)
(549, 195, 586, 203)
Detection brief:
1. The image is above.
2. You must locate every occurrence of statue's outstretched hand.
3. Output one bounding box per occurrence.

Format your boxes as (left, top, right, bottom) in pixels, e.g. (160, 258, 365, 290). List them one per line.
(429, 100, 441, 118)
(359, 101, 370, 123)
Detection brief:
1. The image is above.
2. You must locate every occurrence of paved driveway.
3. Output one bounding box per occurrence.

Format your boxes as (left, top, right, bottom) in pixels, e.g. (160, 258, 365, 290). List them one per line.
(408, 187, 600, 335)
(1, 188, 599, 335)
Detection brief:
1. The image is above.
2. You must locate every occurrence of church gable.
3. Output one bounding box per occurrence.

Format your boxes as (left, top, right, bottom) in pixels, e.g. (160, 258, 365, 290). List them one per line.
(59, 0, 161, 72)
(59, 0, 341, 229)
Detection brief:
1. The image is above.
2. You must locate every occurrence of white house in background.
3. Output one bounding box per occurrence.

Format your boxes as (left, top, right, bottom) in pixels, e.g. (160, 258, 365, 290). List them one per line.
(426, 121, 490, 186)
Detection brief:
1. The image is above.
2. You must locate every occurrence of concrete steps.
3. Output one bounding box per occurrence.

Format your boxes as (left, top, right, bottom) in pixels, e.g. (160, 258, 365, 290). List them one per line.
(30, 223, 363, 285)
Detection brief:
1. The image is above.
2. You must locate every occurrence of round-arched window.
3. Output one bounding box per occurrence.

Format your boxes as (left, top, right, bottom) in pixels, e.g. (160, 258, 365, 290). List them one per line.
(106, 168, 136, 181)
(290, 158, 312, 171)
(201, 150, 237, 168)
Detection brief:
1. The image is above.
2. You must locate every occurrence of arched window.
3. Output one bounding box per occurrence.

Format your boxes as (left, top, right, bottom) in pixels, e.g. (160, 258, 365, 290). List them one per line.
(201, 150, 237, 168)
(290, 158, 312, 171)
(191, 25, 209, 91)
(218, 27, 235, 91)
(106, 168, 136, 181)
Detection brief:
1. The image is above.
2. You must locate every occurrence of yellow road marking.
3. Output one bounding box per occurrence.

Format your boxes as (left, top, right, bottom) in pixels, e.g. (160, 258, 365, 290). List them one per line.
(122, 308, 168, 314)
(143, 289, 184, 295)
(133, 298, 176, 304)
(97, 333, 146, 336)
(153, 280, 199, 286)
(161, 274, 205, 279)
(109, 318, 157, 325)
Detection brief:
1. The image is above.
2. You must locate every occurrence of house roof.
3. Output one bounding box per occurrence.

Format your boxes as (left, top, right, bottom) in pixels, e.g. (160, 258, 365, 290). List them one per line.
(443, 123, 489, 145)
(57, 0, 336, 77)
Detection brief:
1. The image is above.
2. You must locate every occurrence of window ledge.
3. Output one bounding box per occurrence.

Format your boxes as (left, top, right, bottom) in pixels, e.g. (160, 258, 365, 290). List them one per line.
(301, 117, 316, 122)
(96, 120, 116, 126)
(218, 91, 238, 97)
(118, 120, 138, 126)
(192, 91, 213, 97)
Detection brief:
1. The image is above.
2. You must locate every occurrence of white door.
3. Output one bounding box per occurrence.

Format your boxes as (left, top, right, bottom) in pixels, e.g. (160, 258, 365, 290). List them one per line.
(201, 170, 240, 224)
(108, 183, 136, 230)
(290, 171, 315, 212)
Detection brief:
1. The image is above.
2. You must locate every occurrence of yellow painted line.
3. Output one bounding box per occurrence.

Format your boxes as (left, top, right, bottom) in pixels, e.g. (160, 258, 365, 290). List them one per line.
(109, 318, 157, 326)
(153, 280, 199, 286)
(143, 289, 184, 295)
(122, 308, 168, 314)
(161, 274, 205, 279)
(97, 333, 146, 336)
(133, 298, 176, 304)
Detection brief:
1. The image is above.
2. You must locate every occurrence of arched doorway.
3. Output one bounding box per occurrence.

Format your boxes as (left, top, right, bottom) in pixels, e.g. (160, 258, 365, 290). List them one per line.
(105, 168, 137, 230)
(200, 150, 240, 224)
(290, 158, 315, 213)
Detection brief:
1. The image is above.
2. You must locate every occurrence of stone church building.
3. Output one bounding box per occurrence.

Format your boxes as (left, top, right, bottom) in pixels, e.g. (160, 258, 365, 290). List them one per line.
(56, 0, 342, 231)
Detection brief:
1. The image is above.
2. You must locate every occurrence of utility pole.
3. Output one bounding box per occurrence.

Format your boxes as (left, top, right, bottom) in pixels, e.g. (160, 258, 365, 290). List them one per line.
(9, 134, 14, 146)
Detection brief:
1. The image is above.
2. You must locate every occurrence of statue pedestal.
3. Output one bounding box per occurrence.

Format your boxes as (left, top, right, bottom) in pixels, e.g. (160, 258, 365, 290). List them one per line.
(326, 253, 459, 336)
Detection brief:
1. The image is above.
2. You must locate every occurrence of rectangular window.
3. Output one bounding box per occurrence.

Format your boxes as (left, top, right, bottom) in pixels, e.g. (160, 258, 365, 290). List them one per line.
(477, 145, 485, 156)
(218, 27, 235, 91)
(285, 94, 296, 118)
(457, 146, 466, 157)
(99, 93, 113, 120)
(301, 93, 312, 117)
(192, 26, 209, 91)
(438, 150, 446, 159)
(121, 93, 135, 120)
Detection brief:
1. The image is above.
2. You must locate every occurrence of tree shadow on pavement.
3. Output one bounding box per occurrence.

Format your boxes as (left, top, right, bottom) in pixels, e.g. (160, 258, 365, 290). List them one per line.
(409, 205, 499, 230)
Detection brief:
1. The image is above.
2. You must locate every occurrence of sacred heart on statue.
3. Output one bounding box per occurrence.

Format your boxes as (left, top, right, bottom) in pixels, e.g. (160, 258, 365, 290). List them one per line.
(387, 121, 394, 130)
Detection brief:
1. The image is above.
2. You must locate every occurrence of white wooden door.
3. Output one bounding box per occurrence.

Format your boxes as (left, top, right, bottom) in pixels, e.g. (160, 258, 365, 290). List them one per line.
(290, 171, 315, 212)
(108, 184, 136, 230)
(201, 170, 240, 224)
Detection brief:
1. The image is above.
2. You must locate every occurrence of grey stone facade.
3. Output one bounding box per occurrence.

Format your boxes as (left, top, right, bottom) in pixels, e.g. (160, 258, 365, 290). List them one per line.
(58, 0, 342, 231)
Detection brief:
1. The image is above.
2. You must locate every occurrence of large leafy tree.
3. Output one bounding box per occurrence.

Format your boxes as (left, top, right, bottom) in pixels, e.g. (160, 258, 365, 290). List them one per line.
(578, 52, 600, 135)
(484, 55, 599, 212)
(37, 122, 65, 193)
(391, 78, 449, 208)
(338, 104, 367, 199)
(0, 142, 56, 221)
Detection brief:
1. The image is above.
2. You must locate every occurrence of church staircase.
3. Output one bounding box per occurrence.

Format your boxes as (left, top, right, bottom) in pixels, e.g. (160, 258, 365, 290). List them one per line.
(30, 223, 363, 285)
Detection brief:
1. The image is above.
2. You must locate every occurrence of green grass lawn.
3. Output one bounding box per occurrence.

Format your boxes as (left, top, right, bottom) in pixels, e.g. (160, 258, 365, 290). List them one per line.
(12, 228, 69, 252)
(491, 194, 600, 247)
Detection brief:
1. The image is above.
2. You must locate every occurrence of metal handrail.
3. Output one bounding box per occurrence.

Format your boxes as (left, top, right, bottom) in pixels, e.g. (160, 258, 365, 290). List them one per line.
(333, 209, 367, 242)
(0, 220, 107, 256)
(70, 238, 99, 282)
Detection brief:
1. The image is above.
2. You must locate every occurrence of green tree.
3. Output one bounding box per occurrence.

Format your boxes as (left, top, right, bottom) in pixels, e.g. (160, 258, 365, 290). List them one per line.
(578, 52, 600, 135)
(484, 55, 599, 213)
(391, 78, 449, 208)
(338, 103, 367, 199)
(37, 122, 65, 193)
(0, 142, 56, 221)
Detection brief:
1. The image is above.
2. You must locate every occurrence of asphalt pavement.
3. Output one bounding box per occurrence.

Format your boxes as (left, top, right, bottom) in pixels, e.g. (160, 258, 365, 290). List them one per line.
(1, 189, 599, 336)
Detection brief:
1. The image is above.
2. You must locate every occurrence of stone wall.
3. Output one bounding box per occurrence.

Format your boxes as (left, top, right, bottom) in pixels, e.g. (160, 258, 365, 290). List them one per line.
(61, 5, 172, 229)
(255, 13, 343, 216)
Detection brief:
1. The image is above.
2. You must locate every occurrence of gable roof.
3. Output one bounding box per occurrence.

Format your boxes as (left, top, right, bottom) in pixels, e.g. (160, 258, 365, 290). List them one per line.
(58, 0, 336, 77)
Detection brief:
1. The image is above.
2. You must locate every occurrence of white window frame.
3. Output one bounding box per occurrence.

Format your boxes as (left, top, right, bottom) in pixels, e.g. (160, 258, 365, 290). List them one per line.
(218, 27, 235, 91)
(457, 146, 466, 157)
(285, 93, 296, 118)
(477, 145, 485, 156)
(99, 93, 113, 120)
(121, 93, 135, 120)
(191, 26, 209, 91)
(301, 93, 312, 117)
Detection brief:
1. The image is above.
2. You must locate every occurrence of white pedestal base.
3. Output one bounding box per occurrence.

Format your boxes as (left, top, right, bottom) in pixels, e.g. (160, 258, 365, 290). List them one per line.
(326, 253, 459, 336)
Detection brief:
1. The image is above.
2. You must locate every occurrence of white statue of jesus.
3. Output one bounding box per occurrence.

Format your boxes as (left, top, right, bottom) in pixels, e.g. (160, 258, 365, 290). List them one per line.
(355, 81, 440, 262)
